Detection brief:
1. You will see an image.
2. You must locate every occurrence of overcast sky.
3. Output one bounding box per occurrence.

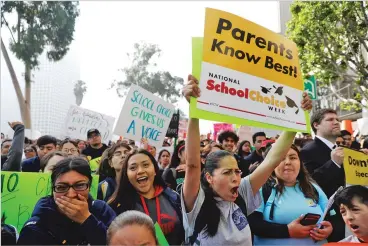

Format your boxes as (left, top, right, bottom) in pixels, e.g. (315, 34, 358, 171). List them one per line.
(1, 1, 281, 135)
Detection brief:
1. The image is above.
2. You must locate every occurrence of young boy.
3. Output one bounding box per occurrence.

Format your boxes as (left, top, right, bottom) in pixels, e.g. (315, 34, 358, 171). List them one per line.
(335, 185, 368, 243)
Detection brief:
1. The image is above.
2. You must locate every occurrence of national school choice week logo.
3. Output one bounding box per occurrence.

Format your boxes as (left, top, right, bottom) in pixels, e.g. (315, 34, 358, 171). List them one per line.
(203, 73, 300, 115)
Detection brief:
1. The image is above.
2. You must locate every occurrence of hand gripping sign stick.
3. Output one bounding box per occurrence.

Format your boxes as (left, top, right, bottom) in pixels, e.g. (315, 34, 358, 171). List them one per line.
(313, 186, 344, 242)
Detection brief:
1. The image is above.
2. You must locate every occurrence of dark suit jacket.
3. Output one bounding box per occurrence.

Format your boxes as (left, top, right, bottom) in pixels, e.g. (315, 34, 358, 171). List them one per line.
(300, 137, 345, 242)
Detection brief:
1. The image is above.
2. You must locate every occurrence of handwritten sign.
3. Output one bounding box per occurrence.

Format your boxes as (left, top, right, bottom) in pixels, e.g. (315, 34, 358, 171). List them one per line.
(343, 148, 368, 186)
(166, 112, 180, 138)
(114, 85, 175, 148)
(190, 8, 311, 133)
(63, 105, 115, 143)
(1, 172, 99, 231)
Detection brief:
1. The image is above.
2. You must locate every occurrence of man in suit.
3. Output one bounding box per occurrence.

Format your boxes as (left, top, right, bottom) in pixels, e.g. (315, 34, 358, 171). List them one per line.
(300, 108, 345, 242)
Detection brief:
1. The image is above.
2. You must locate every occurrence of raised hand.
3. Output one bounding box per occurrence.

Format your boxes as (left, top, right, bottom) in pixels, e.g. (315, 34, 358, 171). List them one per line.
(300, 92, 312, 112)
(182, 75, 201, 103)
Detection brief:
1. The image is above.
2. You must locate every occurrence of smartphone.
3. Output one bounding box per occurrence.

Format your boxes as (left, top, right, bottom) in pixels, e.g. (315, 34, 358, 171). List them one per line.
(300, 213, 321, 226)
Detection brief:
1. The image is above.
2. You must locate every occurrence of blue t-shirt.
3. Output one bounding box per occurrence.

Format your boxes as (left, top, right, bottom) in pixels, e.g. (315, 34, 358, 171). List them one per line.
(254, 183, 328, 245)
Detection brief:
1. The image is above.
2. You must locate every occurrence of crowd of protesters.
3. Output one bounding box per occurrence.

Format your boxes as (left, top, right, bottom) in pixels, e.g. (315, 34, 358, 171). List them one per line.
(1, 75, 368, 245)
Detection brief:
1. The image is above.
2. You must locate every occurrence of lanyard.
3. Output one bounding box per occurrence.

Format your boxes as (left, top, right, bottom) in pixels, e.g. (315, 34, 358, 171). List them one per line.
(140, 195, 162, 225)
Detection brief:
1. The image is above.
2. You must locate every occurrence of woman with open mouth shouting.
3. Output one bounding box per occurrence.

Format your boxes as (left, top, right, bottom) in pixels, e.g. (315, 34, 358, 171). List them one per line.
(181, 75, 313, 246)
(108, 149, 184, 245)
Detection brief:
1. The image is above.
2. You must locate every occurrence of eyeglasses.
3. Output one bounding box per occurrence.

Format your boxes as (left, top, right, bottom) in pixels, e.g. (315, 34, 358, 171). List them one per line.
(63, 148, 78, 153)
(88, 134, 100, 139)
(24, 149, 35, 153)
(53, 182, 90, 193)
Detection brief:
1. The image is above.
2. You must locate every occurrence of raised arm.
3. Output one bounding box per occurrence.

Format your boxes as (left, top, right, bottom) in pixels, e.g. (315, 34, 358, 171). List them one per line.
(2, 122, 25, 171)
(249, 92, 312, 195)
(182, 75, 202, 212)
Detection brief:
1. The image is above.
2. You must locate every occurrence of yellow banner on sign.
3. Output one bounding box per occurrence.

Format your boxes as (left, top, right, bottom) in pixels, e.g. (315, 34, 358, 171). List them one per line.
(343, 148, 368, 186)
(203, 8, 302, 90)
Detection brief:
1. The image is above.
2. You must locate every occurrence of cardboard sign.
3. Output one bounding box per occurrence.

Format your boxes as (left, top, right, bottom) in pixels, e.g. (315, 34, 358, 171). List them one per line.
(190, 8, 310, 133)
(166, 112, 180, 138)
(178, 117, 188, 139)
(1, 172, 99, 232)
(114, 85, 175, 148)
(63, 105, 115, 143)
(343, 148, 368, 186)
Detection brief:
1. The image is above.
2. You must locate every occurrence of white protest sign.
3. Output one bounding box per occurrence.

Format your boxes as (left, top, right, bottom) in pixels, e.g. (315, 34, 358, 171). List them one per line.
(114, 85, 175, 148)
(63, 105, 115, 143)
(357, 118, 368, 135)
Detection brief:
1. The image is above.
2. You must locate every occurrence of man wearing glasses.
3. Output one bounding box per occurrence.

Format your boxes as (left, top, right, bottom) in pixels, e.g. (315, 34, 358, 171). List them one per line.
(82, 129, 108, 172)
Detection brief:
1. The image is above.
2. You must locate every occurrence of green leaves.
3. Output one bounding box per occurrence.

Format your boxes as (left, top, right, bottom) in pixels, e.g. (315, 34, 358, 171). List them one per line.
(1, 1, 79, 69)
(287, 1, 368, 110)
(113, 42, 184, 104)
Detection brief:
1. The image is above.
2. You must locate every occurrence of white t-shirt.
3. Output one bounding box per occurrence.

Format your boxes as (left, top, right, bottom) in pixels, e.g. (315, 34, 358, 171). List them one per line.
(340, 235, 363, 243)
(181, 176, 261, 246)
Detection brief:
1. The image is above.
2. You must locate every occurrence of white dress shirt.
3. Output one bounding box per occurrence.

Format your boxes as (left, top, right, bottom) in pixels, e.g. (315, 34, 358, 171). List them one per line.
(315, 136, 341, 168)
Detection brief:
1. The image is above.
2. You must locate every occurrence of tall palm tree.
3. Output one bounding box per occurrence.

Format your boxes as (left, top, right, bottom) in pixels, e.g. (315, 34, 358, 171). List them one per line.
(74, 80, 87, 106)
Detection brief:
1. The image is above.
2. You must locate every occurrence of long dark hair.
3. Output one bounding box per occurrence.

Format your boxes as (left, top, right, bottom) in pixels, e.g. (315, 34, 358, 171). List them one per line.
(237, 140, 251, 158)
(264, 144, 319, 202)
(168, 141, 185, 169)
(200, 150, 234, 237)
(158, 149, 171, 164)
(98, 143, 131, 178)
(51, 157, 93, 192)
(108, 149, 166, 210)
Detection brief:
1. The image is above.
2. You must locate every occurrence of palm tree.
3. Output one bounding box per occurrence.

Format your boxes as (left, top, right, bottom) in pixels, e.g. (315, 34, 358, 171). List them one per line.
(74, 80, 87, 106)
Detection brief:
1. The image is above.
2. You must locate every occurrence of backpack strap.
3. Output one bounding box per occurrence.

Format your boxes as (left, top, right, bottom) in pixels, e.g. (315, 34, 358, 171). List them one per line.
(263, 182, 320, 221)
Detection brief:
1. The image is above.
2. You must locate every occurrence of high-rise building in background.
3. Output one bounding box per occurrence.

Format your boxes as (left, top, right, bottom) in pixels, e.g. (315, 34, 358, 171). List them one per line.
(1, 14, 80, 138)
(30, 47, 80, 138)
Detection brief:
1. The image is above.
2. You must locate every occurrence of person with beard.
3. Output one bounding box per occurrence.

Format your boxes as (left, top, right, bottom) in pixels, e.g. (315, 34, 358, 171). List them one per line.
(82, 129, 109, 173)
(300, 109, 345, 242)
(1, 121, 24, 171)
(218, 131, 251, 177)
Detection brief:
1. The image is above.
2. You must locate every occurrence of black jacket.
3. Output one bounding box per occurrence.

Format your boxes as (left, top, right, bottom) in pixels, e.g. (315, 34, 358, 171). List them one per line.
(300, 137, 345, 242)
(17, 195, 116, 245)
(300, 137, 345, 198)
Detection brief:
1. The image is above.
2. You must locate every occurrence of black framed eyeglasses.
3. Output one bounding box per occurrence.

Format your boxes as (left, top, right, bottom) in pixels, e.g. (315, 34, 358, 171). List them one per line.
(53, 182, 90, 193)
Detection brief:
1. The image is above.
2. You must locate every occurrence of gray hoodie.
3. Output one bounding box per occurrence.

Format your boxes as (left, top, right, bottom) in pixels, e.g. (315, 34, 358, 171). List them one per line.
(1, 124, 24, 171)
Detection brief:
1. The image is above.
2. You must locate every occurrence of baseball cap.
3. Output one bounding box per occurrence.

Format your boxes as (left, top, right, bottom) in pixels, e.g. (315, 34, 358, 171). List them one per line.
(87, 129, 100, 138)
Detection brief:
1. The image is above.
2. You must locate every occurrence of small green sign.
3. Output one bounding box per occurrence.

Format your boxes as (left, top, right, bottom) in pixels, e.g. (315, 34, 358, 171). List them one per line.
(304, 76, 317, 100)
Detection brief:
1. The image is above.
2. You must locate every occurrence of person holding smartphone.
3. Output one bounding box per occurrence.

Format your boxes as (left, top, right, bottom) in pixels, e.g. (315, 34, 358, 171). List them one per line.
(248, 144, 334, 245)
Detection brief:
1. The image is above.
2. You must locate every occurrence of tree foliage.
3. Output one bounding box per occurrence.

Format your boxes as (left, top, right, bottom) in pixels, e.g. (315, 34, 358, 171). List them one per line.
(112, 42, 184, 104)
(1, 1, 79, 127)
(74, 80, 87, 106)
(287, 1, 368, 111)
(1, 1, 79, 69)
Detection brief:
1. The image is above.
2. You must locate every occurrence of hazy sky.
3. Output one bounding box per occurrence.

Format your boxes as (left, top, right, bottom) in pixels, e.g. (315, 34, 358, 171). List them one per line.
(78, 1, 281, 134)
(1, 1, 281, 135)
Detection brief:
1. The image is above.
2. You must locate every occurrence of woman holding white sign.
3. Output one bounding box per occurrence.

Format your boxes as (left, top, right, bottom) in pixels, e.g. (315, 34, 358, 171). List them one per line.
(181, 75, 312, 246)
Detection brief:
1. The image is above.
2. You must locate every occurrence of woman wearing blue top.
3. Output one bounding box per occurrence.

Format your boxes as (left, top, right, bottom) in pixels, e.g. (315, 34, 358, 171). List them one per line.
(249, 144, 333, 245)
